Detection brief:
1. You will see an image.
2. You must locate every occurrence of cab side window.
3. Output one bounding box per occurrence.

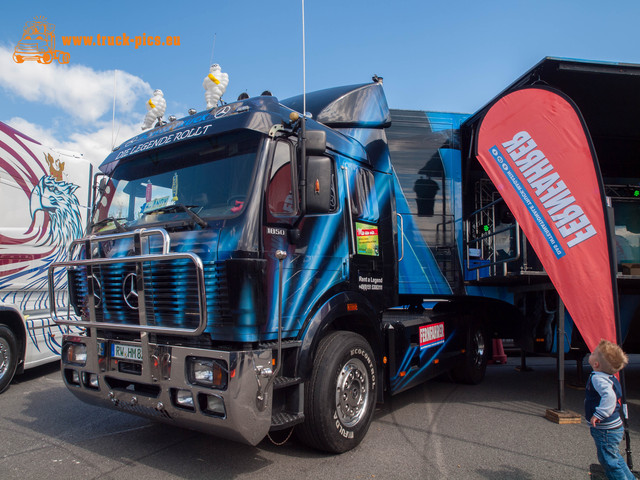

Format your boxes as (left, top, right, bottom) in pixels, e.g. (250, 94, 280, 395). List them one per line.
(268, 140, 298, 216)
(352, 168, 379, 222)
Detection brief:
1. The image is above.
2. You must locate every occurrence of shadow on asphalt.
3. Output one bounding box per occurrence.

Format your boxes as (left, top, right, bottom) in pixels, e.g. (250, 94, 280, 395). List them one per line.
(11, 361, 60, 386)
(7, 355, 640, 477)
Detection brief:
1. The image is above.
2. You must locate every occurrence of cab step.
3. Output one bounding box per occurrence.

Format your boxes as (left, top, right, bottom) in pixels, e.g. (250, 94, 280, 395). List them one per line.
(271, 411, 305, 430)
(258, 339, 302, 349)
(273, 376, 303, 390)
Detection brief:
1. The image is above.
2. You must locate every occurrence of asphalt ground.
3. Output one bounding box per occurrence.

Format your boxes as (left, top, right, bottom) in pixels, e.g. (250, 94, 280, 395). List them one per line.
(1, 354, 639, 479)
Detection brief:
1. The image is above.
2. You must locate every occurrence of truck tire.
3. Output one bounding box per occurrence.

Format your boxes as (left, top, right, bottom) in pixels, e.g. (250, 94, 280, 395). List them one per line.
(56, 52, 70, 64)
(0, 326, 18, 394)
(38, 53, 53, 64)
(450, 326, 488, 385)
(297, 331, 377, 453)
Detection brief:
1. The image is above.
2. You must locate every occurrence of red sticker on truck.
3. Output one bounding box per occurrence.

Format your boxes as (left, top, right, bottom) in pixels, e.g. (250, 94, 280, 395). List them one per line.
(419, 322, 444, 350)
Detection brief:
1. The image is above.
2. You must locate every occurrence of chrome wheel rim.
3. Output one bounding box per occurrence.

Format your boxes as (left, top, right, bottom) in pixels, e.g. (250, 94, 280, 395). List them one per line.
(0, 337, 9, 381)
(473, 331, 486, 368)
(335, 358, 370, 428)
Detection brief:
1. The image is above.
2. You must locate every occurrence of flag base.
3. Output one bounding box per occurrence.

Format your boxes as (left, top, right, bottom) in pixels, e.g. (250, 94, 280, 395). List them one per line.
(544, 408, 581, 424)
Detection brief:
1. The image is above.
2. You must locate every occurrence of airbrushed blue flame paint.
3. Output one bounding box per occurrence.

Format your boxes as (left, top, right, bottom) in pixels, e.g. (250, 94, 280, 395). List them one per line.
(438, 147, 465, 265)
(390, 333, 456, 392)
(278, 213, 348, 337)
(393, 173, 452, 295)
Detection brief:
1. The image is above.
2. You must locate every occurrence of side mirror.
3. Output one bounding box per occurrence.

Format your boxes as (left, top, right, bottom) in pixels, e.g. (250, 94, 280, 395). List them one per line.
(306, 130, 326, 156)
(91, 175, 109, 215)
(98, 177, 108, 194)
(305, 156, 333, 214)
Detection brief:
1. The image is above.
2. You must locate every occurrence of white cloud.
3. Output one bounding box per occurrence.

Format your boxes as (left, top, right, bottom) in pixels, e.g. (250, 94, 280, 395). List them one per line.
(6, 116, 141, 166)
(0, 44, 151, 123)
(1, 43, 155, 166)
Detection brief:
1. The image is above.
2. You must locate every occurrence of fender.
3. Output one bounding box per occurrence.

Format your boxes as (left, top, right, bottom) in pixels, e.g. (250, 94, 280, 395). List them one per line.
(296, 290, 383, 381)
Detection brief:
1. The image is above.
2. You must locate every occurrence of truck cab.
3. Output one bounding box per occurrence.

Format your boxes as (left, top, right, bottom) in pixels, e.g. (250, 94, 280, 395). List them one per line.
(53, 85, 414, 451)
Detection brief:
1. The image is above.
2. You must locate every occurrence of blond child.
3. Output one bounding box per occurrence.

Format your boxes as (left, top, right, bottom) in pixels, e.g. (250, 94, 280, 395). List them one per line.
(585, 339, 633, 480)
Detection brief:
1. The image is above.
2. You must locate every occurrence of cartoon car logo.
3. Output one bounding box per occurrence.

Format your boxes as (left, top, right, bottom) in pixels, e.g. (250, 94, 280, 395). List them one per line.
(13, 18, 69, 65)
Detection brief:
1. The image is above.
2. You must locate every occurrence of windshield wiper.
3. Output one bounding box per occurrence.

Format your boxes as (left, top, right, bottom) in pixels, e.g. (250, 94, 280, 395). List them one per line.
(91, 216, 127, 233)
(145, 203, 209, 228)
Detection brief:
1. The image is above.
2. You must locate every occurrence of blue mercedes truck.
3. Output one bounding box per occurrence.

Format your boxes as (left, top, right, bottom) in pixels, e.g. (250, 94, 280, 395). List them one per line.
(49, 58, 640, 452)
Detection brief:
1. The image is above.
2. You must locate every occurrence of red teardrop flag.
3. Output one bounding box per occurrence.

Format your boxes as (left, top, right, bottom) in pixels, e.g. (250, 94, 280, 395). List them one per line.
(476, 87, 617, 352)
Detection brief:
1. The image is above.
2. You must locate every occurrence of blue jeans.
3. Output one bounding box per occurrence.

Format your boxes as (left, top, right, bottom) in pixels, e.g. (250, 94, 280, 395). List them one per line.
(590, 426, 635, 480)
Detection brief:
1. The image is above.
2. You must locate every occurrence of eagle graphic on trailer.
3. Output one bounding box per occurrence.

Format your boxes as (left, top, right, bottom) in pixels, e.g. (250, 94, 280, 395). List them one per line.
(0, 121, 92, 393)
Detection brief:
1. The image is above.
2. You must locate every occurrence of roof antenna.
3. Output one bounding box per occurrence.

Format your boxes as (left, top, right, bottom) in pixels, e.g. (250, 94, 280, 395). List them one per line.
(209, 33, 216, 66)
(111, 69, 118, 150)
(302, 0, 306, 117)
(299, 0, 308, 214)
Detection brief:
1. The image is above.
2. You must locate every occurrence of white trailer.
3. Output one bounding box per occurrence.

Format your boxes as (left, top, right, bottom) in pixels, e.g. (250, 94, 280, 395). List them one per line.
(0, 121, 91, 392)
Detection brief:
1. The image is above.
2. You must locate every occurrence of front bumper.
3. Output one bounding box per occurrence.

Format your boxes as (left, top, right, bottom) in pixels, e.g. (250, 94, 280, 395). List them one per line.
(61, 335, 273, 445)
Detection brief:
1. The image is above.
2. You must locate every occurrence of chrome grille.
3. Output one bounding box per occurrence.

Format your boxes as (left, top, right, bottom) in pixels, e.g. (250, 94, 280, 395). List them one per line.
(69, 260, 230, 330)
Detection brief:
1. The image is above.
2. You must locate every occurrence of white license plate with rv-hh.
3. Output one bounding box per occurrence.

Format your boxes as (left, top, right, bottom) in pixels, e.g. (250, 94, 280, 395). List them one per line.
(111, 343, 143, 362)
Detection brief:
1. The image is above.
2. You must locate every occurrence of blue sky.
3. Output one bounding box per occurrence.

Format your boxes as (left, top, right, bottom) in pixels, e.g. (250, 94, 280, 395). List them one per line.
(2, 0, 640, 164)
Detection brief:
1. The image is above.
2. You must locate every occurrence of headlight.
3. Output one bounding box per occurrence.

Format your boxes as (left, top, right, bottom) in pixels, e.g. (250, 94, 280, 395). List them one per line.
(63, 343, 87, 366)
(187, 357, 228, 389)
(201, 394, 226, 417)
(174, 389, 195, 410)
(82, 372, 99, 389)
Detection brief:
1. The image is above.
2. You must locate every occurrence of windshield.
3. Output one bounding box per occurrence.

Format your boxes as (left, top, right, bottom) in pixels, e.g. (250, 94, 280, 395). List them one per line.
(97, 131, 262, 231)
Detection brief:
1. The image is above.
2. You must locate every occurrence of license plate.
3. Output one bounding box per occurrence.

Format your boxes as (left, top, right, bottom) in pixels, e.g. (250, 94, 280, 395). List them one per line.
(111, 343, 143, 362)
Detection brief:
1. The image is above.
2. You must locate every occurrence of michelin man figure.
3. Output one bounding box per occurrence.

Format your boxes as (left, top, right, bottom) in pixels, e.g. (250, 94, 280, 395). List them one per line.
(203, 64, 229, 109)
(142, 89, 167, 130)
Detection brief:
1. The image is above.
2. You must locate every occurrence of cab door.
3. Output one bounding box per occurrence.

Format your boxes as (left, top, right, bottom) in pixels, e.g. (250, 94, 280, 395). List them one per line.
(342, 165, 388, 308)
(263, 139, 346, 338)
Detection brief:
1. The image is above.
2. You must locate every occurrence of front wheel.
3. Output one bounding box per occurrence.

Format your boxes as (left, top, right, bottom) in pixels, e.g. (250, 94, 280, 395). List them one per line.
(37, 52, 53, 64)
(297, 331, 377, 453)
(0, 326, 18, 394)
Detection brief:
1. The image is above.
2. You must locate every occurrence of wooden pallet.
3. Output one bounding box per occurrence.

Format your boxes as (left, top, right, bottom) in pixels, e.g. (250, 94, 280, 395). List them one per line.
(545, 408, 582, 424)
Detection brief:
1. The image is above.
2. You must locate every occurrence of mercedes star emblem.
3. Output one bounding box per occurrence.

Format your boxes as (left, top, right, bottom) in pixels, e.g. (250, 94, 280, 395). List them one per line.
(90, 275, 102, 307)
(122, 272, 139, 310)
